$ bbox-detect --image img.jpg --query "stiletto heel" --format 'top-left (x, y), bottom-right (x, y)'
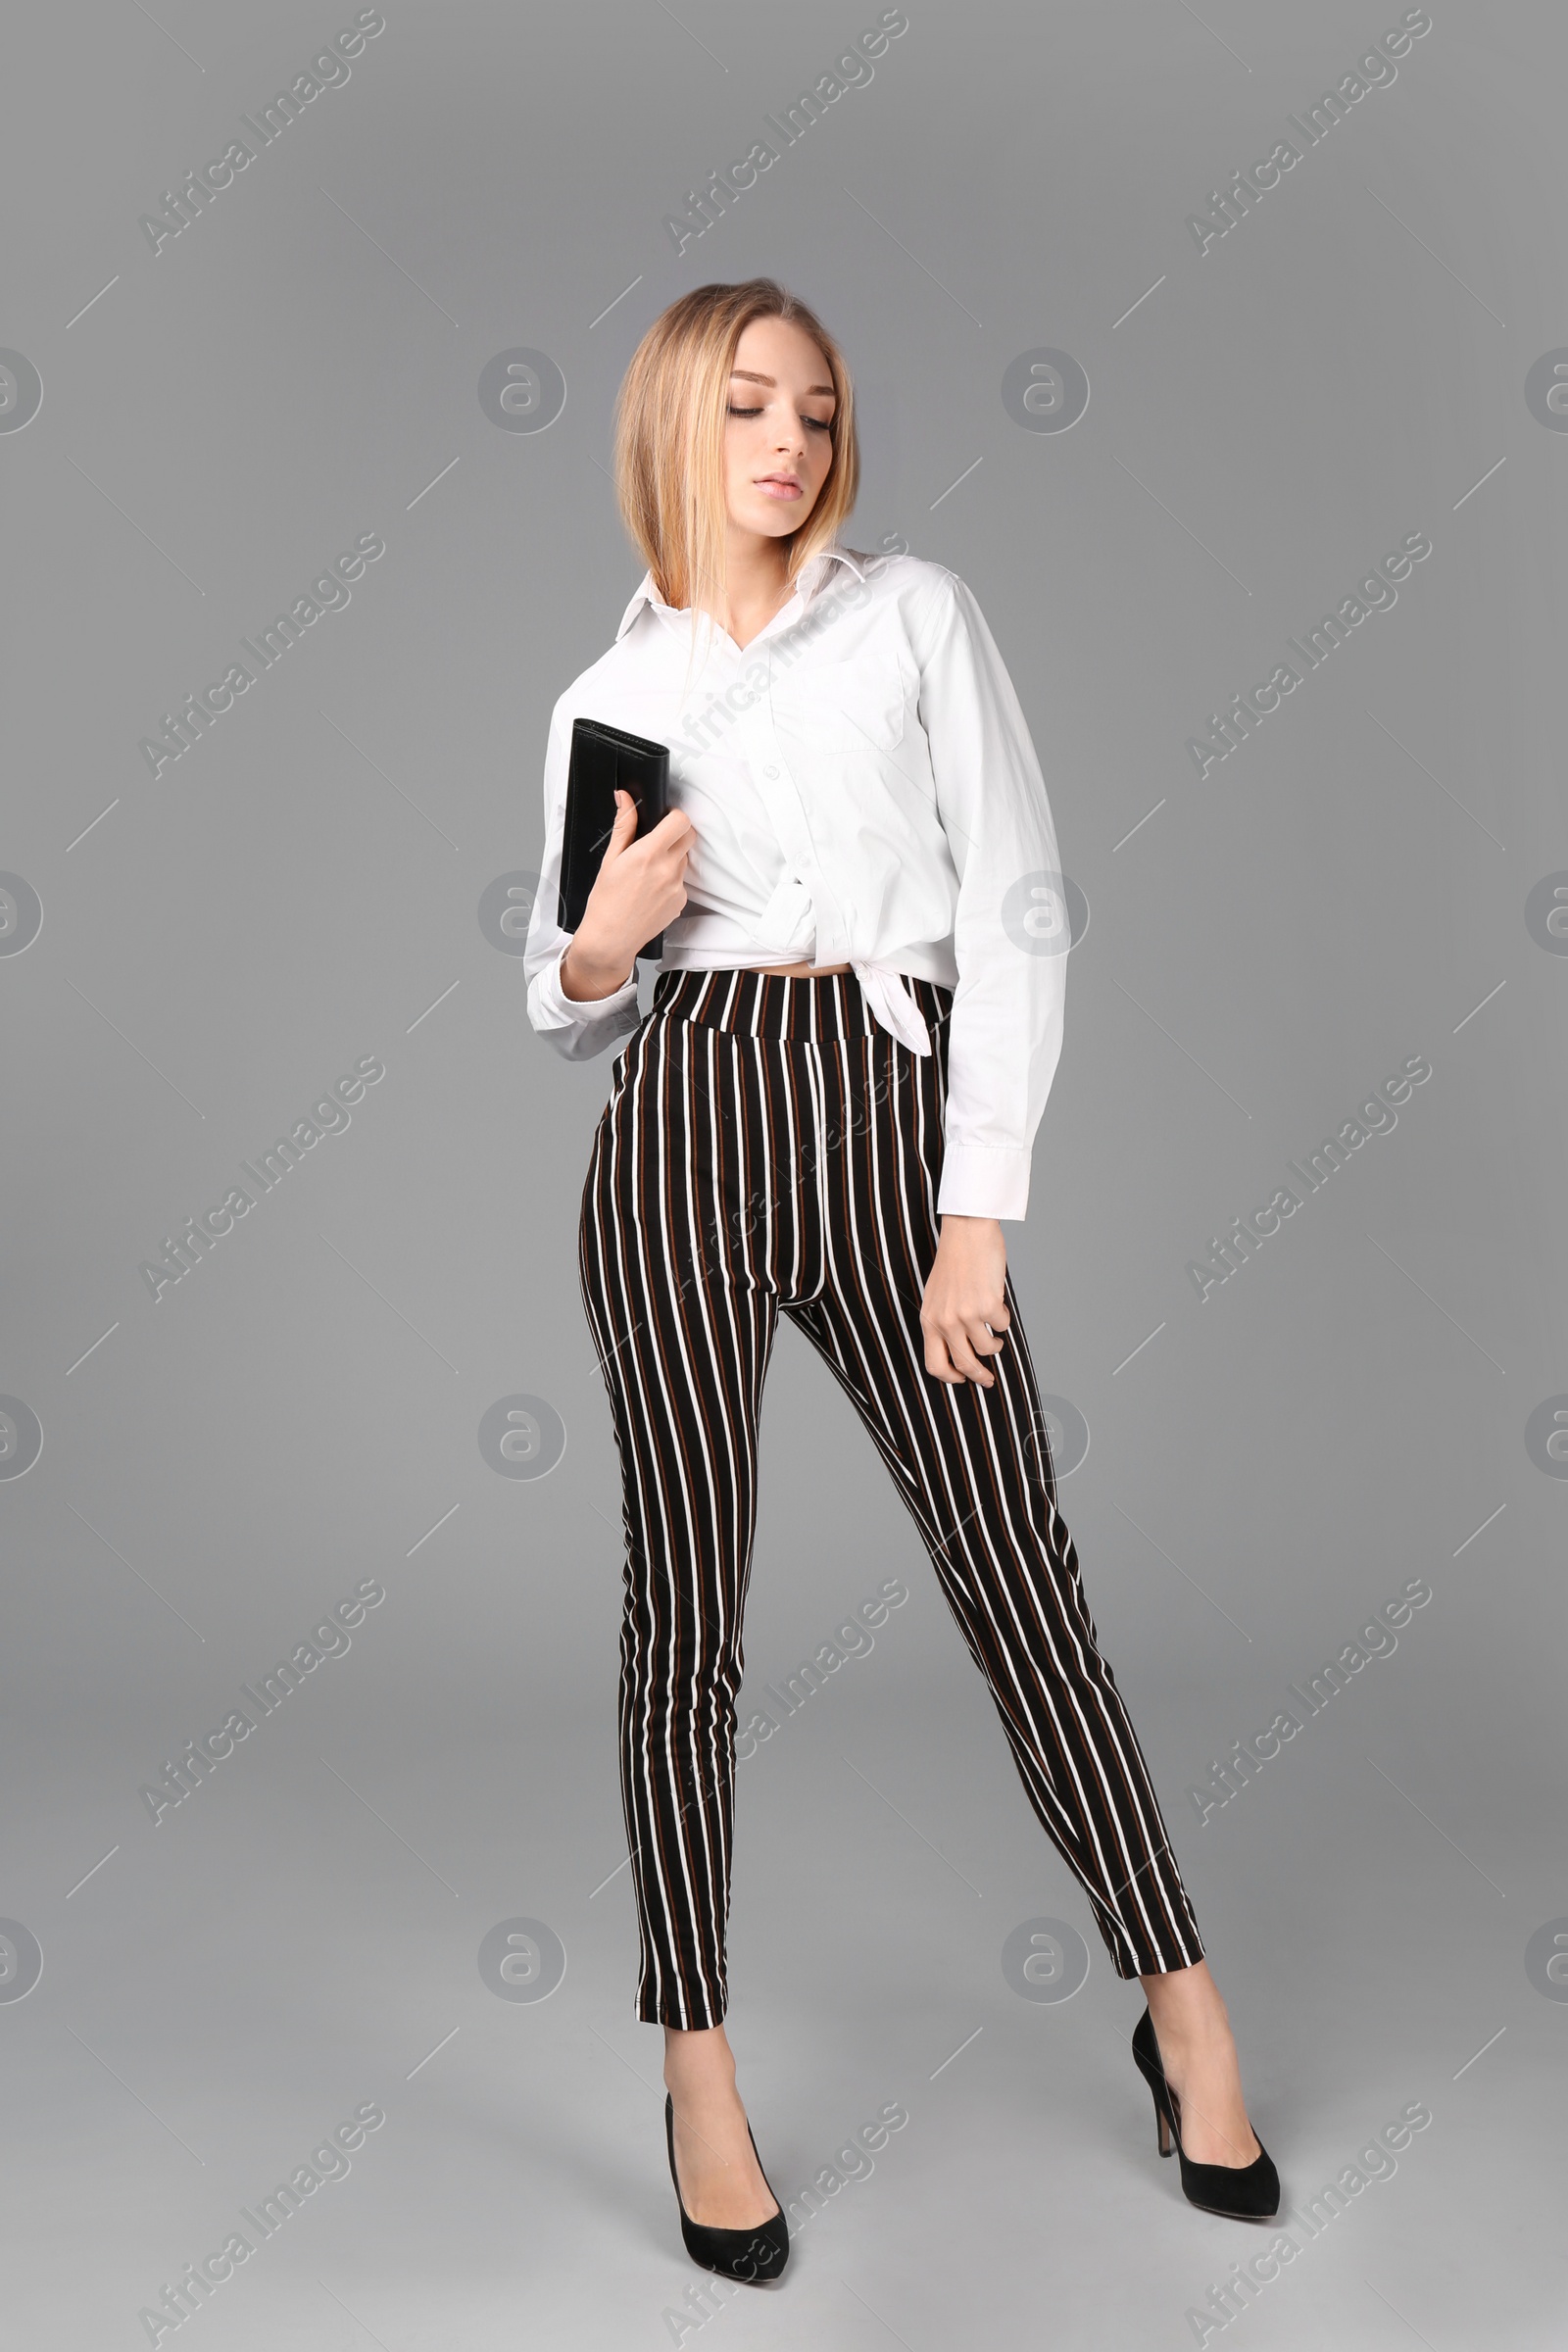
top-left (1131, 2008), bottom-right (1280, 2222)
top-left (664, 2093), bottom-right (791, 2282)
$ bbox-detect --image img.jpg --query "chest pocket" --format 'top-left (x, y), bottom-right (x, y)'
top-left (768, 655), bottom-right (910, 758)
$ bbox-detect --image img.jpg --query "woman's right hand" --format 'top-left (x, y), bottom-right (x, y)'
top-left (560, 790), bottom-right (694, 1002)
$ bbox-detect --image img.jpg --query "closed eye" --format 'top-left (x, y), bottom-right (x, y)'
top-left (728, 405), bottom-right (832, 432)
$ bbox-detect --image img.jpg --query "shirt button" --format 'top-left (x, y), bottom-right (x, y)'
top-left (762, 763), bottom-right (778, 777)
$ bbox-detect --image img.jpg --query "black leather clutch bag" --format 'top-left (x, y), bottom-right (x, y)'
top-left (557, 716), bottom-right (670, 962)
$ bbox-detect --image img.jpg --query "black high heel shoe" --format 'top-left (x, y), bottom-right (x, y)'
top-left (664, 2093), bottom-right (790, 2282)
top-left (1131, 2008), bottom-right (1280, 2222)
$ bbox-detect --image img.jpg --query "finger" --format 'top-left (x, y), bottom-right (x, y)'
top-left (604, 791), bottom-right (640, 855)
top-left (922, 1327), bottom-right (962, 1385)
top-left (941, 1324), bottom-right (997, 1387)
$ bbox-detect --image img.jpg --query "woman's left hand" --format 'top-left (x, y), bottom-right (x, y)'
top-left (920, 1215), bottom-right (1009, 1386)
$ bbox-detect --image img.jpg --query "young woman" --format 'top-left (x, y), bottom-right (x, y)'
top-left (524, 278), bottom-right (1279, 2283)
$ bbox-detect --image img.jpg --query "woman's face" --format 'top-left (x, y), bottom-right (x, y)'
top-left (721, 315), bottom-right (837, 542)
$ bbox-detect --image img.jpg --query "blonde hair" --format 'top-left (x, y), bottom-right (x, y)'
top-left (612, 278), bottom-right (859, 668)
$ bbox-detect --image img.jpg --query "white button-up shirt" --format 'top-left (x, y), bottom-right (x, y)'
top-left (523, 544), bottom-right (1067, 1220)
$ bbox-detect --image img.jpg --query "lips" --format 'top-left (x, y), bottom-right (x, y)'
top-left (755, 474), bottom-right (801, 496)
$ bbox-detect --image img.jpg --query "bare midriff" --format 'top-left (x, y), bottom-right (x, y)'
top-left (753, 961), bottom-right (853, 976)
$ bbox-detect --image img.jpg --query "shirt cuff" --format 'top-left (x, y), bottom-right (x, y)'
top-left (935, 1141), bottom-right (1032, 1223)
top-left (528, 943), bottom-right (642, 1061)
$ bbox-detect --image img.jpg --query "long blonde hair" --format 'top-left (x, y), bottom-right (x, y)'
top-left (612, 279), bottom-right (859, 669)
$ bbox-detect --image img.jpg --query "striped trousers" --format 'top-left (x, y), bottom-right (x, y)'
top-left (577, 966), bottom-right (1204, 2028)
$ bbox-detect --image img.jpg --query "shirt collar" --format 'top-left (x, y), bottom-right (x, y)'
top-left (614, 543), bottom-right (867, 642)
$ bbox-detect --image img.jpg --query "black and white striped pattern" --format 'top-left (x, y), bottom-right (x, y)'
top-left (577, 966), bottom-right (1204, 2027)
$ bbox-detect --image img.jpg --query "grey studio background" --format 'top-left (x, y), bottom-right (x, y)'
top-left (1, 2), bottom-right (1563, 2346)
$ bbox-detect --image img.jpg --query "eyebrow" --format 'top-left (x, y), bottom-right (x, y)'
top-left (730, 368), bottom-right (836, 398)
